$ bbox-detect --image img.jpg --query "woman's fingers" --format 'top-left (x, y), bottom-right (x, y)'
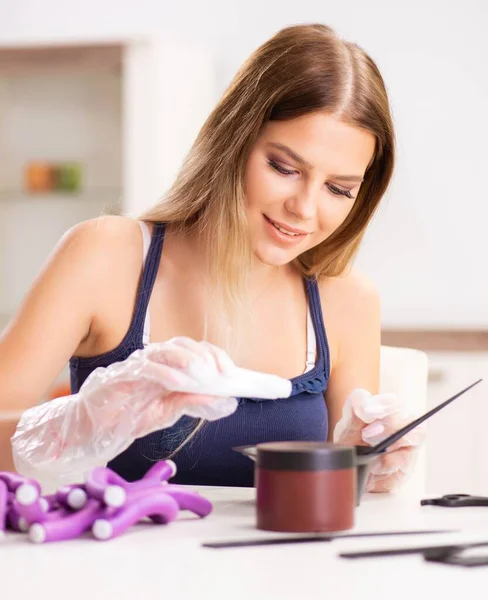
top-left (361, 421), bottom-right (386, 446)
top-left (333, 391), bottom-right (369, 444)
top-left (167, 337), bottom-right (213, 362)
top-left (361, 414), bottom-right (425, 448)
top-left (366, 470), bottom-right (407, 493)
top-left (366, 446), bottom-right (419, 493)
top-left (351, 391), bottom-right (398, 424)
top-left (370, 447), bottom-right (413, 476)
top-left (388, 424), bottom-right (426, 451)
top-left (145, 341), bottom-right (200, 369)
top-left (199, 341), bottom-right (236, 374)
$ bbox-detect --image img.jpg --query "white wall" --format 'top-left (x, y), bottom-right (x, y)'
top-left (122, 40), bottom-right (215, 216)
top-left (0, 0), bottom-right (487, 328)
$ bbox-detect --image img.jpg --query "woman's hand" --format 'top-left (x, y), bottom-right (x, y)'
top-left (79, 336), bottom-right (239, 439)
top-left (333, 388), bottom-right (425, 493)
top-left (11, 337), bottom-right (239, 489)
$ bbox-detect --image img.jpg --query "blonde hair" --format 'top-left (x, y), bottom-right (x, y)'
top-left (142, 23), bottom-right (394, 306)
top-left (140, 23), bottom-right (395, 453)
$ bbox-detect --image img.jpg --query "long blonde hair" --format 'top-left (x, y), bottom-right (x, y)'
top-left (141, 24), bottom-right (395, 454)
top-left (141, 23), bottom-right (394, 316)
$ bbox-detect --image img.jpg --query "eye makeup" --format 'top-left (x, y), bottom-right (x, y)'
top-left (266, 158), bottom-right (356, 199)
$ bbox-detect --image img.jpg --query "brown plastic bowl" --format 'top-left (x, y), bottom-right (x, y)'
top-left (233, 442), bottom-right (384, 505)
top-left (354, 446), bottom-right (385, 504)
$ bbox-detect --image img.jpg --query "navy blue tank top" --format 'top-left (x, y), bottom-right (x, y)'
top-left (69, 223), bottom-right (331, 486)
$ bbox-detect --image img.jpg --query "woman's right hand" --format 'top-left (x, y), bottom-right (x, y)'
top-left (11, 337), bottom-right (238, 489)
top-left (79, 336), bottom-right (239, 439)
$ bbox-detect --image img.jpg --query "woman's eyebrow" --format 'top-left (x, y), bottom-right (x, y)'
top-left (267, 142), bottom-right (364, 182)
top-left (329, 174), bottom-right (364, 183)
top-left (267, 142), bottom-right (315, 170)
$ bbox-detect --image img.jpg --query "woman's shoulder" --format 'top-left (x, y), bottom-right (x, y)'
top-left (318, 267), bottom-right (380, 310)
top-left (60, 214), bottom-right (150, 270)
top-left (59, 215), bottom-right (148, 298)
top-left (316, 268), bottom-right (381, 368)
top-left (66, 215), bottom-right (146, 255)
top-left (63, 216), bottom-right (152, 356)
top-left (317, 267), bottom-right (381, 338)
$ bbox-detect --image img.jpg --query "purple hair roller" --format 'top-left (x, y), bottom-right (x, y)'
top-left (56, 485), bottom-right (88, 510)
top-left (142, 460), bottom-right (177, 484)
top-left (107, 460), bottom-right (178, 494)
top-left (41, 507), bottom-right (72, 522)
top-left (85, 464), bottom-right (176, 505)
top-left (40, 494), bottom-right (61, 512)
top-left (162, 486), bottom-right (212, 517)
top-left (15, 482), bottom-right (42, 510)
top-left (121, 482), bottom-right (212, 518)
top-left (7, 504), bottom-right (29, 532)
top-left (11, 497), bottom-right (46, 526)
top-left (13, 477), bottom-right (44, 529)
top-left (0, 472), bottom-right (41, 497)
top-left (92, 492), bottom-right (179, 541)
top-left (84, 467), bottom-right (127, 508)
top-left (28, 499), bottom-right (107, 543)
top-left (106, 460), bottom-right (178, 495)
top-left (39, 497), bottom-right (50, 513)
top-left (0, 472), bottom-right (27, 492)
top-left (0, 480), bottom-right (8, 539)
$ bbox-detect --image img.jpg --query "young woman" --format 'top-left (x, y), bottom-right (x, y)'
top-left (0, 24), bottom-right (421, 492)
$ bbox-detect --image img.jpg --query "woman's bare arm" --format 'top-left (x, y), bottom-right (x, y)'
top-left (0, 216), bottom-right (141, 411)
top-left (320, 270), bottom-right (381, 442)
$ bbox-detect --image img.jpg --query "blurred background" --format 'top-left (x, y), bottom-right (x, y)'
top-left (0, 0), bottom-right (486, 493)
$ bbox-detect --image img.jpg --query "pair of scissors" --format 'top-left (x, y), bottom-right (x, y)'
top-left (421, 494), bottom-right (488, 507)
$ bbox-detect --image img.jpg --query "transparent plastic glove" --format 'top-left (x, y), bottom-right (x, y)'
top-left (333, 389), bottom-right (425, 493)
top-left (11, 337), bottom-right (246, 491)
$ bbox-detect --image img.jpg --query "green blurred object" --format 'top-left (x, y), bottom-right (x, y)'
top-left (54, 162), bottom-right (82, 192)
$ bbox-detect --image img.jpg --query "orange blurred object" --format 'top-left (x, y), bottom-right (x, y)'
top-left (48, 382), bottom-right (71, 400)
top-left (25, 162), bottom-right (53, 192)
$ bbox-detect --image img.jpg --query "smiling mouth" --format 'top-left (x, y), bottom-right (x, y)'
top-left (264, 215), bottom-right (308, 237)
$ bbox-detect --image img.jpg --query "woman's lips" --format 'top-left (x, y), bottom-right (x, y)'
top-left (264, 215), bottom-right (309, 235)
top-left (263, 215), bottom-right (309, 245)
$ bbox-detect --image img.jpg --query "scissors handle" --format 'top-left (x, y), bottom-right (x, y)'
top-left (421, 494), bottom-right (488, 507)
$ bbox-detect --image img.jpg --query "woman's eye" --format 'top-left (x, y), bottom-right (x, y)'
top-left (327, 183), bottom-right (355, 200)
top-left (267, 160), bottom-right (356, 200)
top-left (267, 159), bottom-right (296, 176)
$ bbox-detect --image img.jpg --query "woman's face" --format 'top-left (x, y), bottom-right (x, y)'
top-left (244, 111), bottom-right (376, 267)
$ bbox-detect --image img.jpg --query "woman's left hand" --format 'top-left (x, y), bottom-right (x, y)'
top-left (333, 389), bottom-right (426, 493)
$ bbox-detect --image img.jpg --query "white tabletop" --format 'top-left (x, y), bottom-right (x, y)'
top-left (3, 486), bottom-right (488, 600)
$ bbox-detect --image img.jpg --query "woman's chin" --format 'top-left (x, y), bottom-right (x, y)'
top-left (252, 244), bottom-right (298, 267)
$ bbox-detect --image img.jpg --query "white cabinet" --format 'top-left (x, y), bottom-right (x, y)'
top-left (0, 45), bottom-right (123, 317)
top-left (0, 40), bottom-right (215, 319)
top-left (424, 351), bottom-right (488, 495)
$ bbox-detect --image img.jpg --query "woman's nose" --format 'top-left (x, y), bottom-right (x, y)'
top-left (284, 185), bottom-right (318, 221)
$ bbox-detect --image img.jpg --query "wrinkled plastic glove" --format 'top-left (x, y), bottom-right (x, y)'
top-left (333, 389), bottom-right (425, 493)
top-left (11, 337), bottom-right (243, 491)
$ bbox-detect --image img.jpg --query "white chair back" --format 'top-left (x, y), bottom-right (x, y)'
top-left (379, 345), bottom-right (429, 495)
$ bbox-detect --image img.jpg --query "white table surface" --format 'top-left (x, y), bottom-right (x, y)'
top-left (3, 485), bottom-right (488, 600)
